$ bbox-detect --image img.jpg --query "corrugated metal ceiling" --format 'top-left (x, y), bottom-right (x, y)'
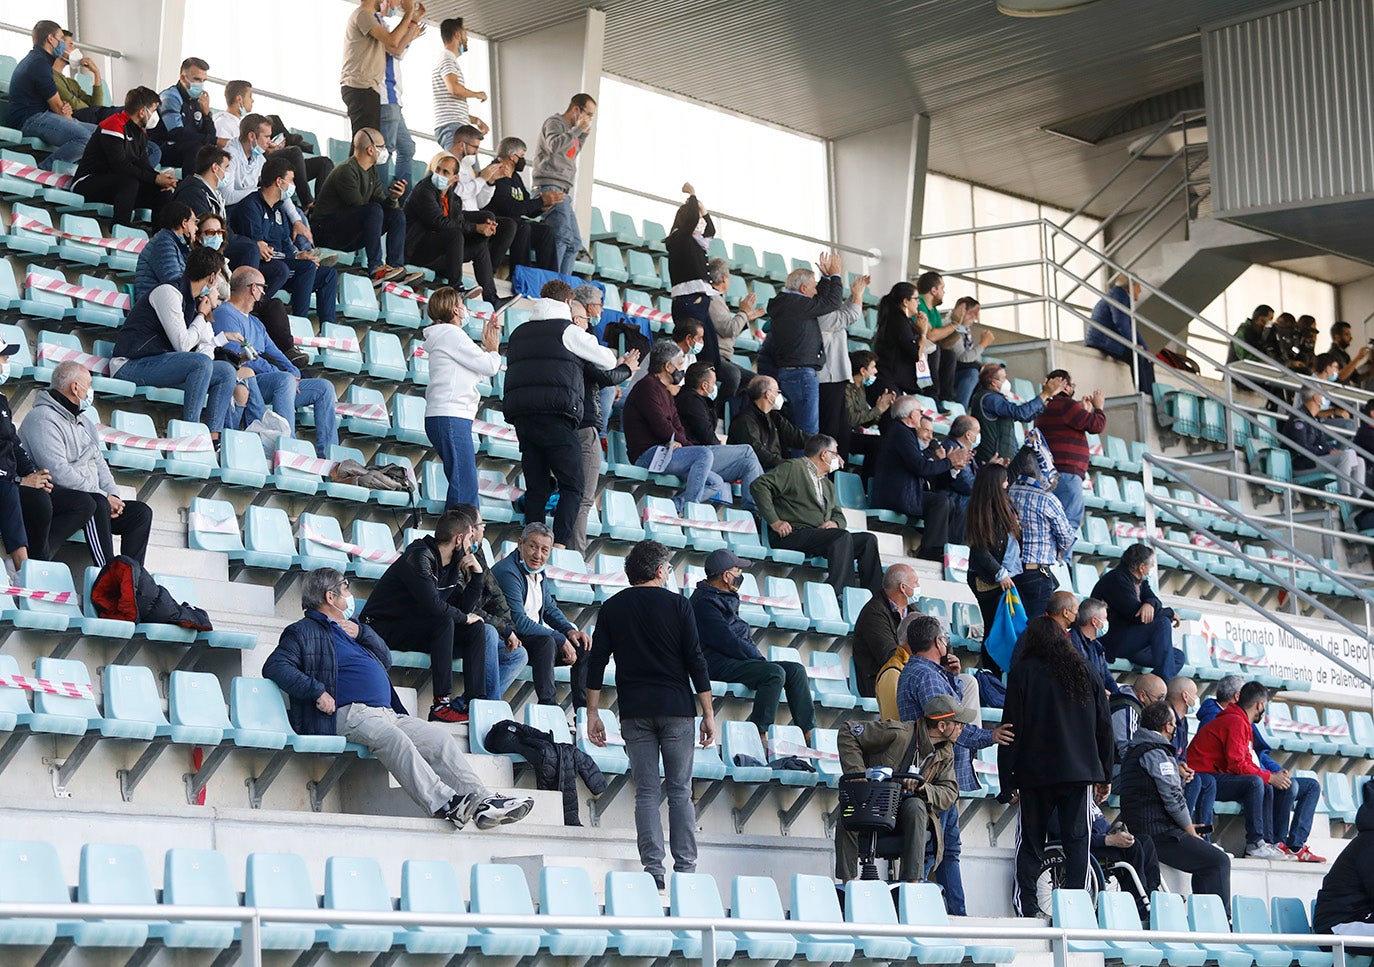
top-left (422, 0), bottom-right (1277, 214)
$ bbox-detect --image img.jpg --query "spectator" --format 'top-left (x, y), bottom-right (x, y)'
top-left (492, 522), bottom-right (593, 712)
top-left (1290, 314), bottom-right (1320, 374)
top-left (264, 566), bottom-right (532, 829)
top-left (623, 320), bottom-right (704, 399)
top-left (359, 507), bottom-right (496, 723)
top-left (1000, 615), bottom-right (1113, 918)
top-left (150, 56), bottom-right (217, 175)
top-left (1005, 447), bottom-right (1074, 621)
top-left (6, 20), bottom-right (95, 169)
top-left (690, 548), bottom-right (816, 742)
top-left (170, 144), bottom-right (230, 222)
top-left (870, 398), bottom-right (967, 560)
top-left (340, 0), bottom-right (421, 135)
top-left (134, 201), bottom-right (197, 303)
top-left (1034, 368), bottom-right (1106, 536)
top-left (666, 197), bottom-right (724, 366)
top-left (212, 78), bottom-right (253, 147)
top-left (111, 247), bottom-right (237, 438)
top-left (938, 414), bottom-right (980, 514)
top-left (818, 274), bottom-right (869, 447)
top-left (1311, 352), bottom-right (1354, 425)
top-left (312, 128), bottom-right (413, 287)
top-left (965, 463), bottom-right (1023, 666)
top-left (50, 32), bottom-right (112, 124)
top-left (705, 258), bottom-right (764, 412)
top-left (229, 156), bottom-right (340, 326)
top-left (586, 540), bottom-right (715, 890)
top-left (212, 267), bottom-right (339, 457)
top-left (1092, 543), bottom-right (1184, 680)
top-left (17, 361), bottom-right (153, 566)
top-left (875, 615), bottom-right (917, 723)
top-left (372, 0), bottom-right (423, 201)
top-left (970, 366), bottom-right (1066, 466)
top-left (751, 434), bottom-right (882, 596)
top-left (912, 272), bottom-right (963, 403)
top-left (898, 614), bottom-right (1012, 915)
top-left (1112, 672), bottom-right (1165, 761)
top-left (948, 297), bottom-right (995, 407)
top-left (484, 137), bottom-right (561, 272)
top-left (762, 254), bottom-right (845, 436)
top-left (1327, 320), bottom-right (1370, 385)
top-left (853, 563), bottom-right (921, 701)
top-left (727, 376), bottom-right (807, 471)
top-left (530, 93), bottom-right (597, 275)
top-left (1087, 780), bottom-right (1160, 917)
top-left (405, 151), bottom-right (501, 299)
top-left (442, 130), bottom-right (519, 294)
top-left (1165, 676), bottom-right (1216, 822)
top-left (0, 342), bottom-right (50, 574)
top-left (835, 694), bottom-right (966, 883)
top-left (676, 361), bottom-right (721, 448)
top-left (1283, 387), bottom-right (1364, 495)
top-left (504, 281), bottom-right (617, 546)
top-left (1228, 304), bottom-right (1277, 364)
top-left (841, 349), bottom-right (897, 471)
top-left (873, 281), bottom-right (928, 397)
top-left (1068, 598), bottom-right (1121, 695)
top-left (70, 86), bottom-right (173, 224)
top-left (1187, 680), bottom-right (1289, 859)
top-left (1194, 681), bottom-right (1325, 863)
top-left (215, 82), bottom-right (333, 206)
top-left (1086, 275), bottom-right (1154, 394)
top-left (1312, 781), bottom-right (1374, 944)
top-left (432, 17), bottom-right (488, 148)
top-left (421, 286), bottom-right (501, 508)
top-left (1118, 701), bottom-right (1231, 910)
top-left (220, 114), bottom-right (314, 255)
top-left (568, 292), bottom-right (636, 552)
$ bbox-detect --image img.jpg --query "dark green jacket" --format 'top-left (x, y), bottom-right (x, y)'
top-left (750, 457), bottom-right (846, 529)
top-left (313, 156), bottom-right (397, 219)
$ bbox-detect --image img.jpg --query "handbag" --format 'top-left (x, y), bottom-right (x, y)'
top-left (983, 586), bottom-right (1028, 674)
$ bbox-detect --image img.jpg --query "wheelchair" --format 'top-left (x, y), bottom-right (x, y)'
top-left (1035, 840), bottom-right (1151, 918)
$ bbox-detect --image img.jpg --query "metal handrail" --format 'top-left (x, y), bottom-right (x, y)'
top-left (0, 901), bottom-right (1358, 967)
top-left (0, 20), bottom-right (123, 58)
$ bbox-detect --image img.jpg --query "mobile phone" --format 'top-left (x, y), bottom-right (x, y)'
top-left (1193, 823), bottom-right (1213, 835)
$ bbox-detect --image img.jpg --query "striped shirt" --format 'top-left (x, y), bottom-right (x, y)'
top-left (432, 50), bottom-right (469, 129)
top-left (376, 13), bottom-right (405, 106)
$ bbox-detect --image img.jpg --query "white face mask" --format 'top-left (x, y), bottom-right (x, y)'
top-left (774, 392), bottom-right (787, 409)
top-left (339, 593), bottom-right (356, 619)
top-left (1097, 618), bottom-right (1109, 639)
top-left (694, 217), bottom-right (706, 235)
top-left (827, 456), bottom-right (841, 473)
top-left (0, 361), bottom-right (10, 385)
top-left (1000, 382), bottom-right (1015, 398)
top-left (78, 387), bottom-right (94, 412)
top-left (374, 145), bottom-right (391, 166)
top-left (145, 109), bottom-right (160, 130)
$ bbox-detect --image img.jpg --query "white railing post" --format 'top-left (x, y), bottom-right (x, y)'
top-left (701, 924), bottom-right (718, 967)
top-left (243, 910), bottom-right (262, 967)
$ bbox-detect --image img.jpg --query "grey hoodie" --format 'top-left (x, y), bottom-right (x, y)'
top-left (19, 390), bottom-right (117, 496)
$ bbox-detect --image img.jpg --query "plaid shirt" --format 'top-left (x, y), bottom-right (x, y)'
top-left (1009, 475), bottom-right (1076, 564)
top-left (895, 654), bottom-right (994, 792)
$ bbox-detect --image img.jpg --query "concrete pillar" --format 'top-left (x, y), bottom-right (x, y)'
top-left (74, 0), bottom-right (184, 94)
top-left (830, 113), bottom-right (929, 292)
top-left (494, 8), bottom-right (605, 252)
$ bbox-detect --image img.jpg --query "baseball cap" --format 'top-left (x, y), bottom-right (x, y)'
top-left (704, 548), bottom-right (749, 578)
top-left (0, 342), bottom-right (19, 357)
top-left (922, 693), bottom-right (977, 724)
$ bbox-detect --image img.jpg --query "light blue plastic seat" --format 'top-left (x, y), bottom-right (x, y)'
top-left (842, 586), bottom-right (873, 626)
top-left (1324, 772), bottom-right (1357, 823)
top-left (218, 428), bottom-right (272, 488)
top-left (339, 272), bottom-right (380, 321)
top-left (231, 677), bottom-right (346, 753)
top-left (1270, 897), bottom-right (1335, 967)
top-left (245, 852), bottom-right (321, 950)
top-left (17, 559), bottom-right (92, 634)
top-left (0, 838), bottom-right (68, 946)
top-left (33, 656), bottom-right (102, 734)
top-left (156, 848), bottom-right (238, 949)
top-left (1293, 704), bottom-right (1342, 756)
top-left (468, 699), bottom-right (517, 757)
top-left (1100, 892), bottom-right (1193, 965)
top-left (592, 241), bottom-right (630, 282)
top-left (812, 728), bottom-right (842, 787)
top-left (56, 213), bottom-right (108, 265)
top-left (669, 873), bottom-right (738, 959)
top-left (1233, 894), bottom-right (1328, 967)
top-left (187, 498), bottom-right (244, 560)
top-left (106, 225), bottom-right (148, 274)
top-left (9, 204), bottom-right (58, 255)
top-left (844, 880), bottom-right (918, 961)
top-left (380, 288), bottom-right (423, 329)
top-left (298, 512), bottom-right (351, 572)
top-left (75, 274), bottom-right (126, 328)
top-left (242, 506), bottom-right (296, 569)
top-left (723, 507), bottom-right (766, 559)
top-left (540, 866), bottom-right (609, 957)
top-left (764, 575), bottom-right (809, 630)
top-left (692, 716), bottom-right (727, 779)
top-left (155, 574), bottom-right (256, 650)
top-left (321, 856), bottom-right (397, 952)
top-left (74, 843), bottom-right (155, 948)
top-left (101, 663), bottom-right (172, 740)
top-left (626, 248), bottom-right (661, 289)
top-left (349, 520), bottom-right (398, 579)
top-left (1189, 893), bottom-right (1261, 967)
top-left (164, 419), bottom-right (217, 479)
top-left (0, 271), bottom-right (20, 312)
top-left (574, 706), bottom-right (631, 774)
top-left (167, 671), bottom-right (231, 745)
top-left (605, 871), bottom-right (673, 956)
top-left (362, 328), bottom-right (407, 382)
top-left (106, 410), bottom-right (162, 472)
top-left (1151, 891), bottom-right (1229, 966)
top-left (398, 859), bottom-right (469, 955)
top-left (602, 489), bottom-right (647, 541)
top-left (766, 723), bottom-right (820, 787)
top-left (901, 881), bottom-right (1009, 963)
top-left (470, 863), bottom-right (544, 956)
top-left (1054, 888), bottom-right (1162, 964)
top-left (810, 651), bottom-right (859, 710)
top-left (392, 391), bottom-right (429, 445)
top-left (728, 875), bottom-right (797, 961)
top-left (722, 719), bottom-right (774, 782)
top-left (791, 873), bottom-right (856, 963)
top-left (321, 322), bottom-right (364, 373)
top-left (641, 494), bottom-right (688, 547)
top-left (0, 653), bottom-right (33, 736)
top-left (803, 581), bottom-right (849, 635)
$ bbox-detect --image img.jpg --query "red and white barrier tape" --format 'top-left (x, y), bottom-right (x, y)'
top-left (804, 664), bottom-right (848, 681)
top-left (479, 479), bottom-right (525, 501)
top-left (293, 334), bottom-right (359, 352)
top-left (643, 509), bottom-right (754, 533)
top-left (1, 586), bottom-right (75, 604)
top-left (1266, 715), bottom-right (1348, 737)
top-left (300, 526), bottom-right (398, 564)
top-left (382, 282), bottom-right (427, 304)
top-left (335, 401), bottom-right (387, 422)
top-left (274, 450), bottom-right (335, 476)
top-left (770, 738), bottom-right (840, 761)
top-left (0, 158), bottom-right (73, 189)
top-left (739, 592), bottom-right (802, 610)
top-left (188, 510), bottom-right (239, 536)
top-left (24, 272), bottom-right (130, 311)
top-left (622, 301), bottom-right (672, 325)
top-left (1211, 643), bottom-right (1269, 667)
top-left (38, 342), bottom-right (110, 375)
top-left (474, 419), bottom-right (518, 441)
top-left (943, 553), bottom-right (969, 572)
top-left (543, 566), bottom-right (628, 587)
top-left (11, 213), bottom-right (147, 252)
top-left (99, 425), bottom-right (212, 452)
top-left (1114, 523), bottom-right (1162, 540)
top-left (0, 672), bottom-right (93, 700)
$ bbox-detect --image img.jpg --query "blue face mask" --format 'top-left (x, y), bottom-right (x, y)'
top-left (863, 374), bottom-right (877, 387)
top-left (431, 172), bottom-right (451, 193)
top-left (187, 81), bottom-right (204, 99)
top-left (707, 387), bottom-right (718, 400)
top-left (250, 143), bottom-right (265, 159)
top-left (202, 233), bottom-right (223, 251)
top-left (53, 39), bottom-right (67, 60)
top-left (281, 181), bottom-right (296, 199)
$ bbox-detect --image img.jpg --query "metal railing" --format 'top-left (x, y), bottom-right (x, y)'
top-left (0, 20), bottom-right (123, 57)
top-left (0, 901), bottom-right (1360, 967)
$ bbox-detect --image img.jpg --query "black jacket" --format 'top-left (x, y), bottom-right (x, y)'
top-left (483, 172), bottom-right (545, 220)
top-left (763, 275), bottom-right (844, 370)
top-left (170, 174), bottom-right (227, 221)
top-left (1313, 793), bottom-right (1374, 935)
top-left (676, 388), bottom-right (718, 447)
top-left (875, 314), bottom-right (923, 394)
top-left (0, 393), bottom-right (36, 483)
top-left (579, 359), bottom-right (631, 432)
top-left (73, 111), bottom-right (158, 190)
top-left (870, 421), bottom-right (953, 518)
top-left (1116, 731), bottom-right (1178, 837)
top-left (665, 215), bottom-right (715, 286)
top-left (999, 652), bottom-right (1114, 790)
top-left (151, 82), bottom-right (216, 151)
top-left (113, 277), bottom-right (197, 361)
top-left (968, 530), bottom-right (1012, 589)
top-left (358, 536), bottom-right (482, 631)
top-left (1280, 412), bottom-right (1339, 471)
top-left (1092, 566), bottom-right (1173, 650)
top-left (688, 580), bottom-right (763, 674)
top-left (404, 176), bottom-right (487, 264)
top-left (726, 403), bottom-right (806, 470)
top-left (504, 317), bottom-right (584, 426)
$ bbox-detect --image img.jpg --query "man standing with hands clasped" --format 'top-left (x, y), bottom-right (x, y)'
top-left (586, 539), bottom-right (715, 892)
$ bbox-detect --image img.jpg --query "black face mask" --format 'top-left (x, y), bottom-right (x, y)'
top-left (669, 367), bottom-right (685, 386)
top-left (513, 157), bottom-right (526, 173)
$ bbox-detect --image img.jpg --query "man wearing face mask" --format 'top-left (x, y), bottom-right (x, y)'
top-left (727, 375), bottom-right (807, 471)
top-left (72, 86), bottom-right (177, 225)
top-left (530, 93), bottom-right (597, 275)
top-left (483, 136), bottom-right (562, 272)
top-left (871, 399), bottom-right (967, 560)
top-left (50, 31), bottom-right (116, 124)
top-left (932, 414), bottom-right (981, 517)
top-left (842, 350), bottom-right (897, 472)
top-left (445, 127), bottom-right (517, 281)
top-left (7, 20), bottom-right (96, 170)
top-left (313, 127), bottom-right (416, 286)
top-left (1067, 599), bottom-right (1121, 696)
top-left (222, 115), bottom-right (314, 251)
top-left (171, 145), bottom-right (231, 224)
top-left (150, 57), bottom-right (217, 177)
top-left (624, 320), bottom-right (704, 397)
top-left (134, 202), bottom-right (198, 304)
top-left (970, 365), bottom-right (1066, 466)
top-left (1165, 676), bottom-right (1215, 821)
top-left (19, 362), bottom-right (153, 567)
top-left (676, 362), bottom-right (722, 448)
top-left (752, 433), bottom-right (883, 595)
top-left (433, 18), bottom-right (489, 148)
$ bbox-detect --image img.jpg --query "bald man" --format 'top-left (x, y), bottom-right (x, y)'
top-left (853, 563), bottom-right (921, 700)
top-left (1011, 590), bottom-right (1079, 669)
top-left (310, 126), bottom-right (412, 285)
top-left (1111, 673), bottom-right (1165, 761)
top-left (1166, 676), bottom-right (1214, 821)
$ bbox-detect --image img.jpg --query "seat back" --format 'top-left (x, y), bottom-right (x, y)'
top-left (79, 843), bottom-right (156, 904)
top-left (0, 653), bottom-right (32, 718)
top-left (324, 856), bottom-right (392, 912)
top-left (897, 882), bottom-right (950, 926)
top-left (169, 671), bottom-right (232, 731)
top-left (103, 664), bottom-right (169, 727)
top-left (246, 852), bottom-right (318, 910)
top-left (164, 849), bottom-right (237, 907)
top-left (792, 873), bottom-right (844, 924)
top-left (845, 880), bottom-right (899, 926)
top-left (1187, 893), bottom-right (1232, 934)
top-left (0, 838), bottom-right (69, 904)
top-left (188, 497), bottom-right (245, 553)
top-left (525, 703), bottom-right (573, 744)
top-left (244, 505), bottom-right (295, 557)
top-left (19, 559), bottom-right (83, 620)
top-left (468, 699), bottom-right (516, 755)
top-left (540, 865), bottom-right (600, 916)
top-left (1051, 889), bottom-right (1097, 929)
top-left (231, 677), bottom-right (293, 735)
top-left (470, 863), bottom-right (534, 916)
top-left (605, 871), bottom-right (667, 919)
top-left (34, 656), bottom-right (99, 721)
top-left (401, 859), bottom-right (465, 914)
top-left (1231, 895), bottom-right (1274, 936)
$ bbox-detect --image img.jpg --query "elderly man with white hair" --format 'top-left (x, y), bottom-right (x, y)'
top-left (19, 361), bottom-right (154, 565)
top-left (759, 253), bottom-right (845, 437)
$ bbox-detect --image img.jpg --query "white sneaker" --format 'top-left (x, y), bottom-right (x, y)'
top-left (1245, 842), bottom-right (1282, 859)
top-left (473, 795), bottom-right (534, 829)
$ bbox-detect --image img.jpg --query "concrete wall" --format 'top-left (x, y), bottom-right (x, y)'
top-left (831, 116), bottom-right (926, 292)
top-left (74, 0), bottom-right (182, 95)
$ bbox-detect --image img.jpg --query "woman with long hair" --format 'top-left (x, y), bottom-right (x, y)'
top-left (873, 281), bottom-right (928, 395)
top-left (965, 463), bottom-right (1022, 668)
top-left (1000, 614), bottom-right (1114, 919)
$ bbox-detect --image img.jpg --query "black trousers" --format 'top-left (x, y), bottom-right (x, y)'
top-left (73, 172), bottom-right (167, 225)
top-left (772, 526), bottom-right (881, 595)
top-left (1151, 828), bottom-right (1231, 910)
top-left (511, 417), bottom-right (583, 546)
top-left (818, 380), bottom-right (849, 448)
top-left (1094, 834), bottom-right (1161, 916)
top-left (267, 145), bottom-right (332, 207)
top-left (915, 492), bottom-right (959, 561)
top-left (364, 613), bottom-right (489, 703)
top-left (1014, 782), bottom-right (1092, 918)
top-left (340, 86), bottom-right (381, 134)
top-left (20, 486), bottom-right (152, 566)
top-left (936, 343), bottom-right (959, 402)
top-left (507, 218), bottom-right (558, 271)
top-left (409, 217), bottom-right (516, 301)
top-left (523, 632), bottom-right (589, 708)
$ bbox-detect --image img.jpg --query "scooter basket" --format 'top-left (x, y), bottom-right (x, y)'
top-left (838, 778), bottom-right (903, 833)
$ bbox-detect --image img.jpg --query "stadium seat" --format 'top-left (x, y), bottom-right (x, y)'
top-left (790, 874), bottom-right (856, 963)
top-left (803, 582), bottom-right (850, 635)
top-left (74, 843), bottom-right (155, 948)
top-left (296, 512), bottom-right (351, 572)
top-left (809, 651), bottom-right (859, 710)
top-left (399, 859), bottom-right (470, 955)
top-left (339, 272), bottom-right (380, 321)
top-left (470, 864), bottom-right (544, 956)
top-left (230, 677), bottom-right (346, 754)
top-left (157, 848), bottom-right (238, 950)
top-left (900, 882), bottom-right (1012, 964)
top-left (364, 328), bottom-right (407, 382)
top-left (670, 873), bottom-right (739, 959)
top-left (381, 287), bottom-right (424, 329)
top-left (321, 856), bottom-right (397, 952)
top-left (1190, 893), bottom-right (1273, 966)
top-left (241, 506), bottom-right (297, 569)
top-left (627, 249), bottom-right (661, 289)
top-left (813, 728), bottom-right (842, 788)
top-left (731, 876), bottom-right (799, 961)
top-left (692, 716), bottom-right (726, 780)
top-left (592, 242), bottom-right (630, 282)
top-left (576, 707), bottom-right (631, 774)
top-left (164, 419), bottom-right (217, 479)
top-left (608, 210), bottom-right (644, 247)
top-left (1150, 891), bottom-right (1230, 967)
top-left (1324, 772), bottom-right (1358, 824)
top-left (1270, 896), bottom-right (1335, 967)
top-left (604, 871), bottom-right (674, 957)
top-left (0, 839), bottom-right (67, 946)
top-left (539, 866), bottom-right (609, 956)
top-left (16, 563), bottom-right (85, 634)
top-left (1054, 888), bottom-right (1162, 964)
top-left (244, 852), bottom-right (322, 950)
top-left (468, 699), bottom-right (516, 757)
top-left (1233, 894), bottom-right (1331, 967)
top-left (722, 720), bottom-right (774, 783)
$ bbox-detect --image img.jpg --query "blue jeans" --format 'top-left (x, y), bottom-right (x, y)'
top-left (377, 103), bottom-right (417, 204)
top-left (434, 122), bottom-right (461, 153)
top-left (707, 444), bottom-right (764, 510)
top-left (484, 626), bottom-right (529, 700)
top-left (240, 371), bottom-right (338, 457)
top-left (932, 804), bottom-right (966, 915)
top-left (1053, 472), bottom-right (1086, 543)
top-left (1208, 773), bottom-right (1266, 846)
top-left (1185, 771), bottom-right (1216, 827)
top-left (117, 353), bottom-right (236, 432)
top-left (533, 188), bottom-right (581, 275)
top-left (623, 716), bottom-right (698, 877)
top-left (954, 366), bottom-right (980, 409)
top-left (313, 203), bottom-right (405, 272)
top-left (23, 112), bottom-right (95, 168)
top-left (598, 384), bottom-right (617, 437)
top-left (425, 415), bottom-right (477, 509)
top-left (281, 259), bottom-right (339, 324)
top-left (635, 445), bottom-right (718, 511)
top-left (1271, 776), bottom-right (1319, 848)
top-left (776, 366), bottom-right (820, 437)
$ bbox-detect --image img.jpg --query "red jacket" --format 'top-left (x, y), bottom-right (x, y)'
top-left (1034, 392), bottom-right (1106, 478)
top-left (1186, 702), bottom-right (1270, 781)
